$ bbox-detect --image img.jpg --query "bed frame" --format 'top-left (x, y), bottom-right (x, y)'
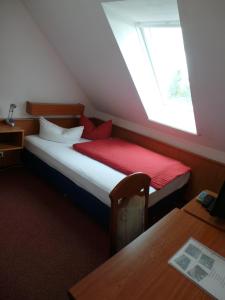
top-left (22, 149), bottom-right (183, 228)
top-left (22, 101), bottom-right (187, 227)
top-left (22, 149), bottom-right (110, 227)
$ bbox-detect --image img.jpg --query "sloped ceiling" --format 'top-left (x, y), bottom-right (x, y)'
top-left (21, 0), bottom-right (225, 159)
top-left (0, 0), bottom-right (93, 118)
top-left (22, 0), bottom-right (147, 124)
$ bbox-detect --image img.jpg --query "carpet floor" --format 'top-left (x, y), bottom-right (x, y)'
top-left (0, 167), bottom-right (109, 300)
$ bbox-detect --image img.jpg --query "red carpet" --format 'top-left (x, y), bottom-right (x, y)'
top-left (0, 167), bottom-right (109, 300)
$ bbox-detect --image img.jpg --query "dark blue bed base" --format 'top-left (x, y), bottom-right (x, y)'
top-left (22, 149), bottom-right (110, 227)
top-left (22, 149), bottom-right (186, 228)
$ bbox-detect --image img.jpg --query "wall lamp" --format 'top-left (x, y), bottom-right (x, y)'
top-left (5, 104), bottom-right (17, 127)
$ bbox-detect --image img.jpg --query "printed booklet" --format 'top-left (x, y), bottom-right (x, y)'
top-left (169, 238), bottom-right (225, 299)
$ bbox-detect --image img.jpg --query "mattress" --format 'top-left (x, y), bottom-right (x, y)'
top-left (24, 135), bottom-right (190, 207)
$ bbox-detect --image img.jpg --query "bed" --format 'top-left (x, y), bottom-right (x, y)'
top-left (23, 135), bottom-right (189, 223)
top-left (23, 102), bottom-right (190, 226)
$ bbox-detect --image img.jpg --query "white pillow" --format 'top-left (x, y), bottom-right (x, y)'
top-left (39, 117), bottom-right (84, 143)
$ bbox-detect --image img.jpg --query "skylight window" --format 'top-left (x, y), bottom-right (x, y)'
top-left (102, 0), bottom-right (197, 134)
top-left (138, 23), bottom-right (197, 134)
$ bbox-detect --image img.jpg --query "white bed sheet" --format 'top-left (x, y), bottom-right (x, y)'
top-left (24, 135), bottom-right (190, 207)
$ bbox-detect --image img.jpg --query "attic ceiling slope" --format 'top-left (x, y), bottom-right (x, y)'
top-left (0, 0), bottom-right (93, 118)
top-left (22, 0), bottom-right (147, 124)
top-left (22, 0), bottom-right (225, 155)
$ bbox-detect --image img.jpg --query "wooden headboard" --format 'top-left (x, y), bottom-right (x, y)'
top-left (26, 101), bottom-right (84, 116)
top-left (6, 102), bottom-right (85, 136)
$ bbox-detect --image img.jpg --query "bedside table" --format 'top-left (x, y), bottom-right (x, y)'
top-left (0, 125), bottom-right (24, 168)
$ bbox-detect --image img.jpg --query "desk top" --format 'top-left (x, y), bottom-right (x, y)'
top-left (69, 209), bottom-right (225, 300)
top-left (183, 190), bottom-right (225, 232)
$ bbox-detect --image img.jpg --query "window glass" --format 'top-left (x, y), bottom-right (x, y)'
top-left (142, 26), bottom-right (191, 106)
top-left (138, 24), bottom-right (197, 133)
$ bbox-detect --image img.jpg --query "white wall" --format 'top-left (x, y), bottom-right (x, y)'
top-left (22, 0), bottom-right (146, 123)
top-left (102, 6), bottom-right (152, 120)
top-left (0, 0), bottom-right (91, 118)
top-left (178, 0), bottom-right (225, 152)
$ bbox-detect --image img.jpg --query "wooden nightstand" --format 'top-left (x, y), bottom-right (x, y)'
top-left (0, 125), bottom-right (24, 168)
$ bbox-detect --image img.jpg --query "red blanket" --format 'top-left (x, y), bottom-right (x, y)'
top-left (73, 138), bottom-right (190, 190)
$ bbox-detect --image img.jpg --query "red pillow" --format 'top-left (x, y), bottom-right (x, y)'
top-left (80, 115), bottom-right (112, 140)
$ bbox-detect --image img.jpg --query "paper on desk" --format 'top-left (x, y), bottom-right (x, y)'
top-left (169, 238), bottom-right (225, 300)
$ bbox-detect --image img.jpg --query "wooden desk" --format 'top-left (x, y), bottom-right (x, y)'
top-left (69, 209), bottom-right (225, 300)
top-left (183, 191), bottom-right (225, 232)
